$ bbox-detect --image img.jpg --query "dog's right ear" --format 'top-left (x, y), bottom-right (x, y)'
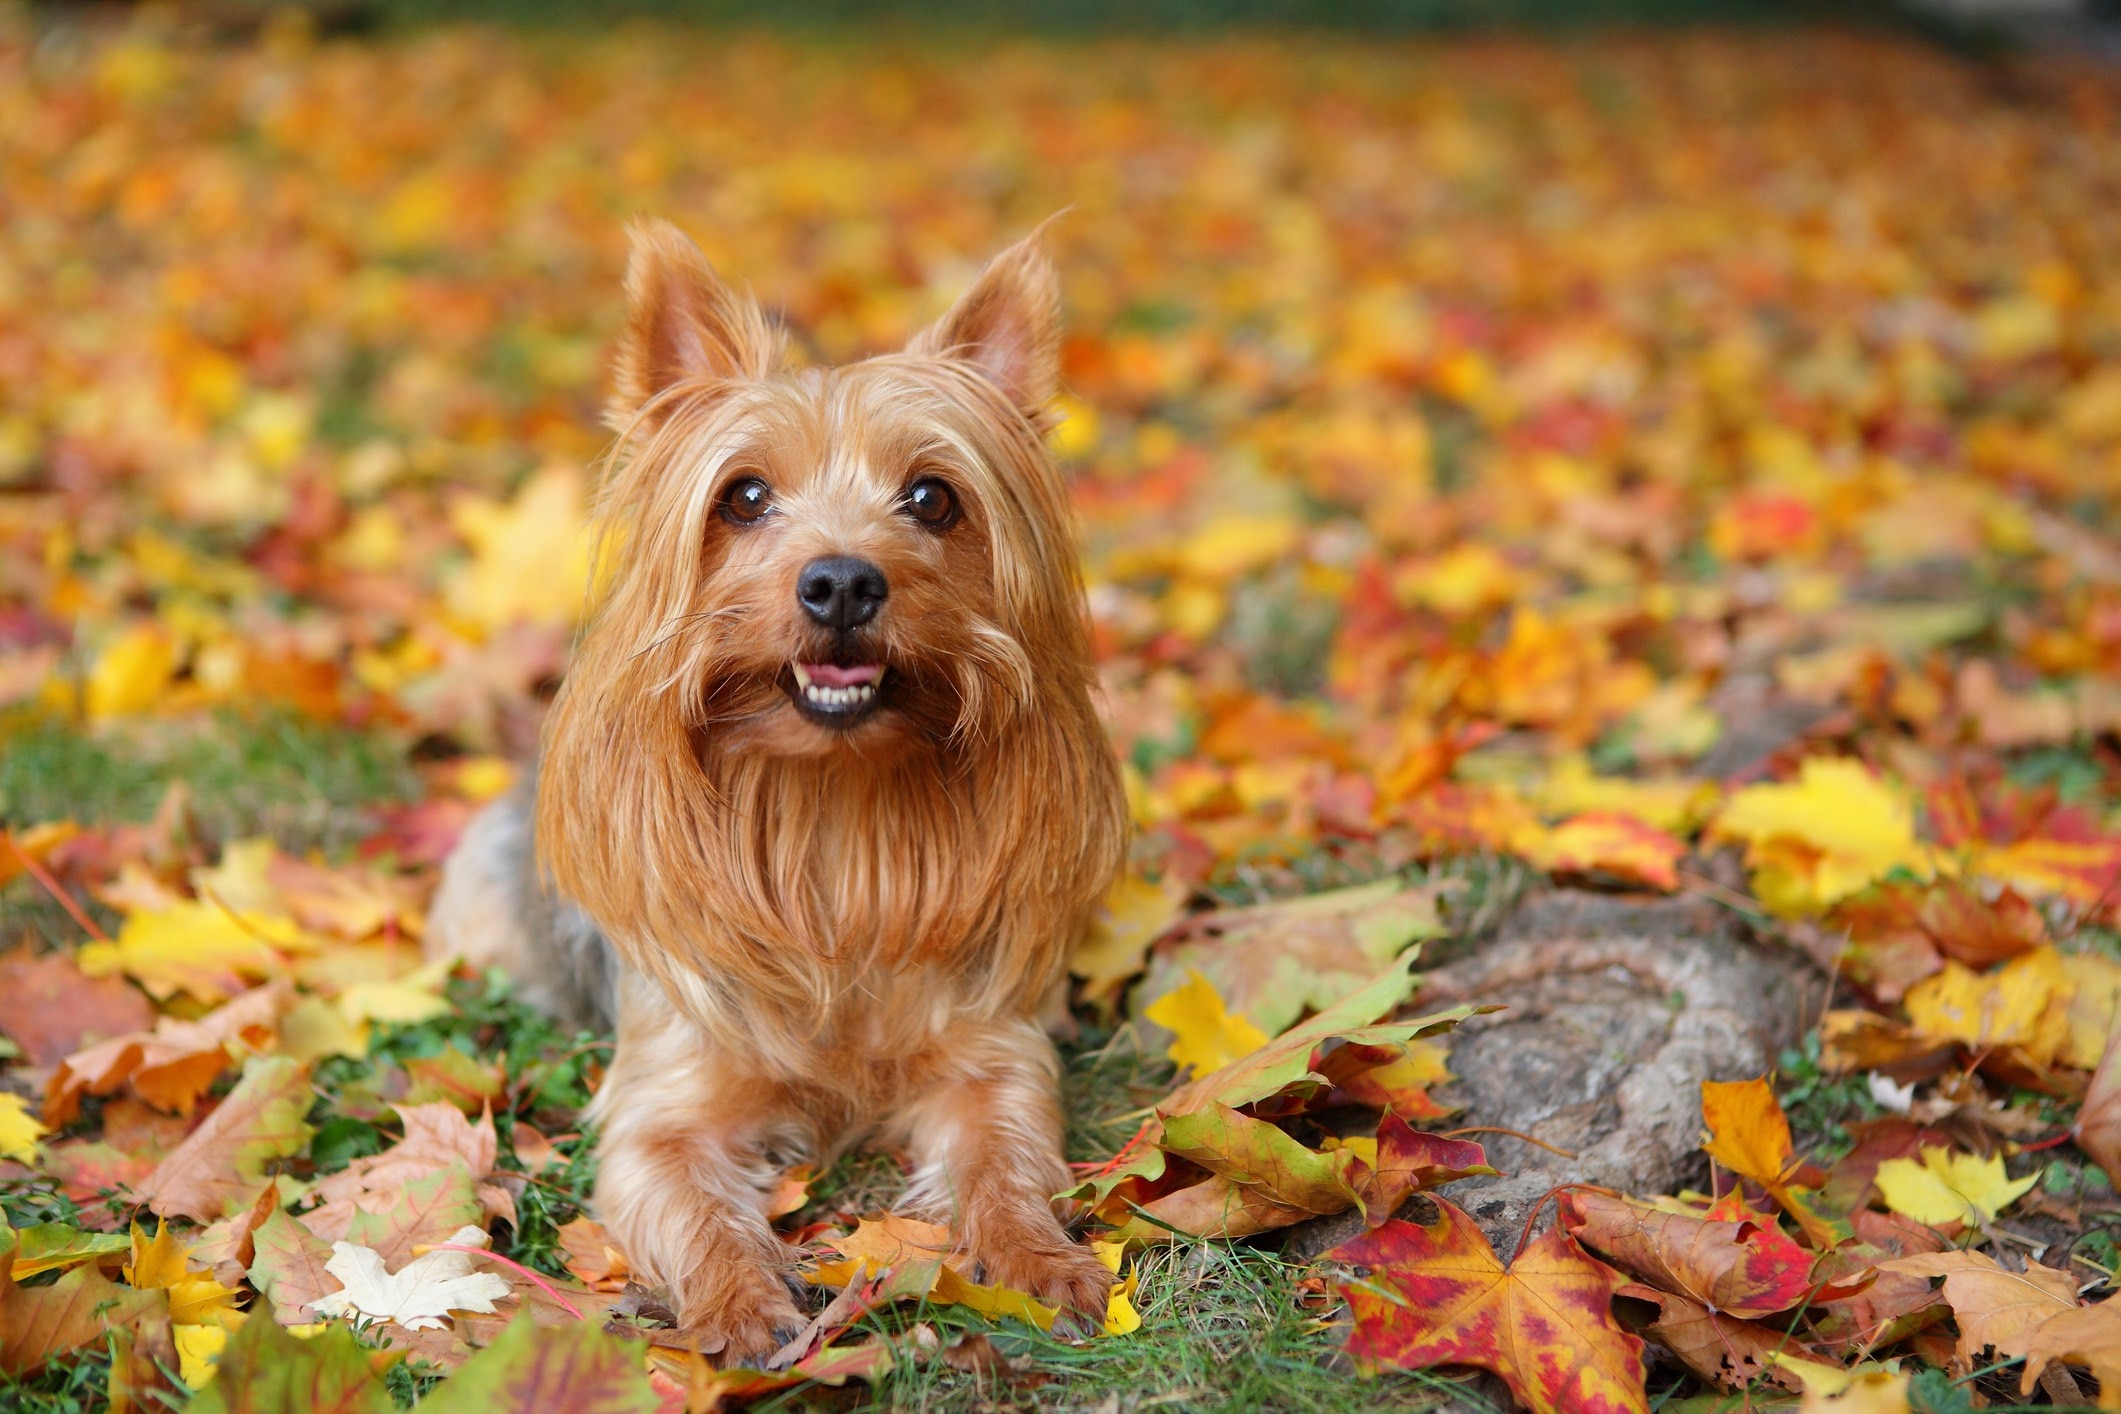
top-left (609, 219), bottom-right (779, 428)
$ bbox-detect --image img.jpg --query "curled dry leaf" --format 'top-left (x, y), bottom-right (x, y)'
top-left (1561, 1190), bottom-right (1813, 1320)
top-left (45, 980), bottom-right (287, 1126)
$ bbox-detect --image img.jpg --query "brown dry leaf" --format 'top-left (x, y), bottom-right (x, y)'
top-left (1617, 1282), bottom-right (1805, 1393)
top-left (306, 1102), bottom-right (500, 1234)
top-left (2019, 1301), bottom-right (2121, 1410)
top-left (556, 1216), bottom-right (630, 1291)
top-left (0, 944), bottom-right (155, 1068)
top-left (1879, 1249), bottom-right (2081, 1367)
top-left (0, 1240), bottom-right (165, 1377)
top-left (247, 1207), bottom-right (341, 1325)
top-left (136, 1055), bottom-right (314, 1222)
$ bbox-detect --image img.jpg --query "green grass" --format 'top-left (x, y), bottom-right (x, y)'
top-left (0, 709), bottom-right (419, 847)
top-left (815, 1241), bottom-right (1484, 1414)
top-left (0, 709), bottom-right (421, 946)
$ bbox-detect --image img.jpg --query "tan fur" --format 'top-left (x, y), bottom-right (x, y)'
top-left (532, 219), bottom-right (1127, 1357)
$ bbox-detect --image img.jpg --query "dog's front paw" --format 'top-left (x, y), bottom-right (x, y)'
top-left (972, 1236), bottom-right (1114, 1334)
top-left (673, 1254), bottom-right (806, 1366)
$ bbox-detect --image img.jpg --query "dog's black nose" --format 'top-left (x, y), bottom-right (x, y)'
top-left (796, 556), bottom-right (888, 630)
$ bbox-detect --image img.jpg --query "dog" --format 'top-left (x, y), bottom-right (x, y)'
top-left (427, 218), bottom-right (1129, 1359)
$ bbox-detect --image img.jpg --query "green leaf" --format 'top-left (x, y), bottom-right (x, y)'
top-left (1160, 1103), bottom-right (1364, 1214)
top-left (186, 1305), bottom-right (394, 1414)
top-left (419, 1312), bottom-right (657, 1414)
top-left (9, 1221), bottom-right (130, 1278)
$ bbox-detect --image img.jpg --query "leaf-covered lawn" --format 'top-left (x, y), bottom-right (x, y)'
top-left (5, 11), bottom-right (2121, 1412)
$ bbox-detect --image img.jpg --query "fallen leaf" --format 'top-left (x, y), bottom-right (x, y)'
top-left (138, 1055), bottom-right (314, 1221)
top-left (0, 944), bottom-right (156, 1067)
top-left (1871, 1147), bottom-right (2036, 1229)
top-left (0, 1233), bottom-right (165, 1376)
top-left (1356, 1113), bottom-right (1496, 1225)
top-left (308, 1224), bottom-right (511, 1331)
top-left (0, 1093), bottom-right (46, 1163)
top-left (10, 1222), bottom-right (130, 1278)
top-left (1135, 879), bottom-right (1442, 1035)
top-left (45, 980), bottom-right (286, 1125)
top-left (2078, 1010), bottom-right (2121, 1185)
top-left (248, 1208), bottom-right (341, 1325)
top-left (1332, 1197), bottom-right (1648, 1414)
top-left (183, 1300), bottom-right (395, 1413)
top-left (1709, 758), bottom-right (1929, 916)
top-left (1141, 967), bottom-right (1270, 1076)
top-left (1699, 1077), bottom-right (1841, 1247)
top-left (1617, 1282), bottom-right (1805, 1392)
top-left (1523, 812), bottom-right (1687, 892)
top-left (1159, 1102), bottom-right (1364, 1215)
top-left (557, 1216), bottom-right (630, 1291)
top-left (2019, 1301), bottom-right (2121, 1410)
top-left (1562, 1190), bottom-right (1814, 1320)
top-left (1879, 1249), bottom-right (2079, 1366)
top-left (1072, 871), bottom-right (1189, 1005)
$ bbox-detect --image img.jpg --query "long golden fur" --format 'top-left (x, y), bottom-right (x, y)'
top-left (432, 218), bottom-right (1127, 1359)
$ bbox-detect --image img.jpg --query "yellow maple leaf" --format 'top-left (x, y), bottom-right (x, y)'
top-left (280, 994), bottom-right (371, 1063)
top-left (80, 900), bottom-right (295, 1004)
top-left (1903, 947), bottom-right (2070, 1071)
top-left (1873, 1147), bottom-right (2036, 1228)
top-left (1094, 1239), bottom-right (1142, 1337)
top-left (336, 956), bottom-right (454, 1028)
top-left (445, 463), bottom-right (595, 633)
top-left (1072, 873), bottom-right (1189, 1004)
top-left (190, 838), bottom-right (285, 916)
top-left (1174, 514), bottom-right (1300, 581)
top-left (1532, 754), bottom-right (1719, 834)
top-left (2062, 951), bottom-right (2121, 1070)
top-left (1771, 1355), bottom-right (1912, 1414)
top-left (1710, 757), bottom-right (1931, 915)
top-left (175, 1322), bottom-right (229, 1387)
top-left (85, 624), bottom-right (178, 721)
top-left (125, 1221), bottom-right (191, 1289)
top-left (1142, 968), bottom-right (1270, 1076)
top-left (0, 1093), bottom-right (46, 1162)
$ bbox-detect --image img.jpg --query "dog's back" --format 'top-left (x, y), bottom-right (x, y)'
top-left (426, 775), bottom-right (616, 1033)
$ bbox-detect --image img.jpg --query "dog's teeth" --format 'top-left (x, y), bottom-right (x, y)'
top-left (798, 673), bottom-right (879, 713)
top-left (793, 664), bottom-right (813, 689)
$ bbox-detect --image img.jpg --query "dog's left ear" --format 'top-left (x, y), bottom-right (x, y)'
top-left (910, 228), bottom-right (1061, 421)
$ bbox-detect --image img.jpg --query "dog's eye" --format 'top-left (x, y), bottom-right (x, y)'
top-left (902, 477), bottom-right (958, 531)
top-left (720, 477), bottom-right (772, 526)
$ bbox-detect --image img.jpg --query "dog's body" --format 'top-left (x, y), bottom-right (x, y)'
top-left (428, 220), bottom-right (1127, 1359)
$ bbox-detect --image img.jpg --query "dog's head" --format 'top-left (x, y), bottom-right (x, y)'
top-left (578, 219), bottom-right (1087, 759)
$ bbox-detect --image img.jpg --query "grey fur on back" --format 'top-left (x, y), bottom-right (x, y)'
top-left (426, 774), bottom-right (618, 1034)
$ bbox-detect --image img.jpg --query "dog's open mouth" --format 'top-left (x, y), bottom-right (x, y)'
top-left (788, 661), bottom-right (885, 723)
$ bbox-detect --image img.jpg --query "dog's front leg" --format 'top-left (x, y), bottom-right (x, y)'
top-left (891, 1020), bottom-right (1112, 1331)
top-left (590, 994), bottom-right (805, 1361)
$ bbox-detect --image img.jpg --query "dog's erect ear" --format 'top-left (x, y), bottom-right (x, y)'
top-left (910, 229), bottom-right (1061, 419)
top-left (610, 219), bottom-right (778, 425)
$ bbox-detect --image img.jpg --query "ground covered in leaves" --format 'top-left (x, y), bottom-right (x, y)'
top-left (5, 9), bottom-right (2121, 1412)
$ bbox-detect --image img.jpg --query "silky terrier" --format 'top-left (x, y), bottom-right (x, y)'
top-left (429, 219), bottom-right (1128, 1358)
